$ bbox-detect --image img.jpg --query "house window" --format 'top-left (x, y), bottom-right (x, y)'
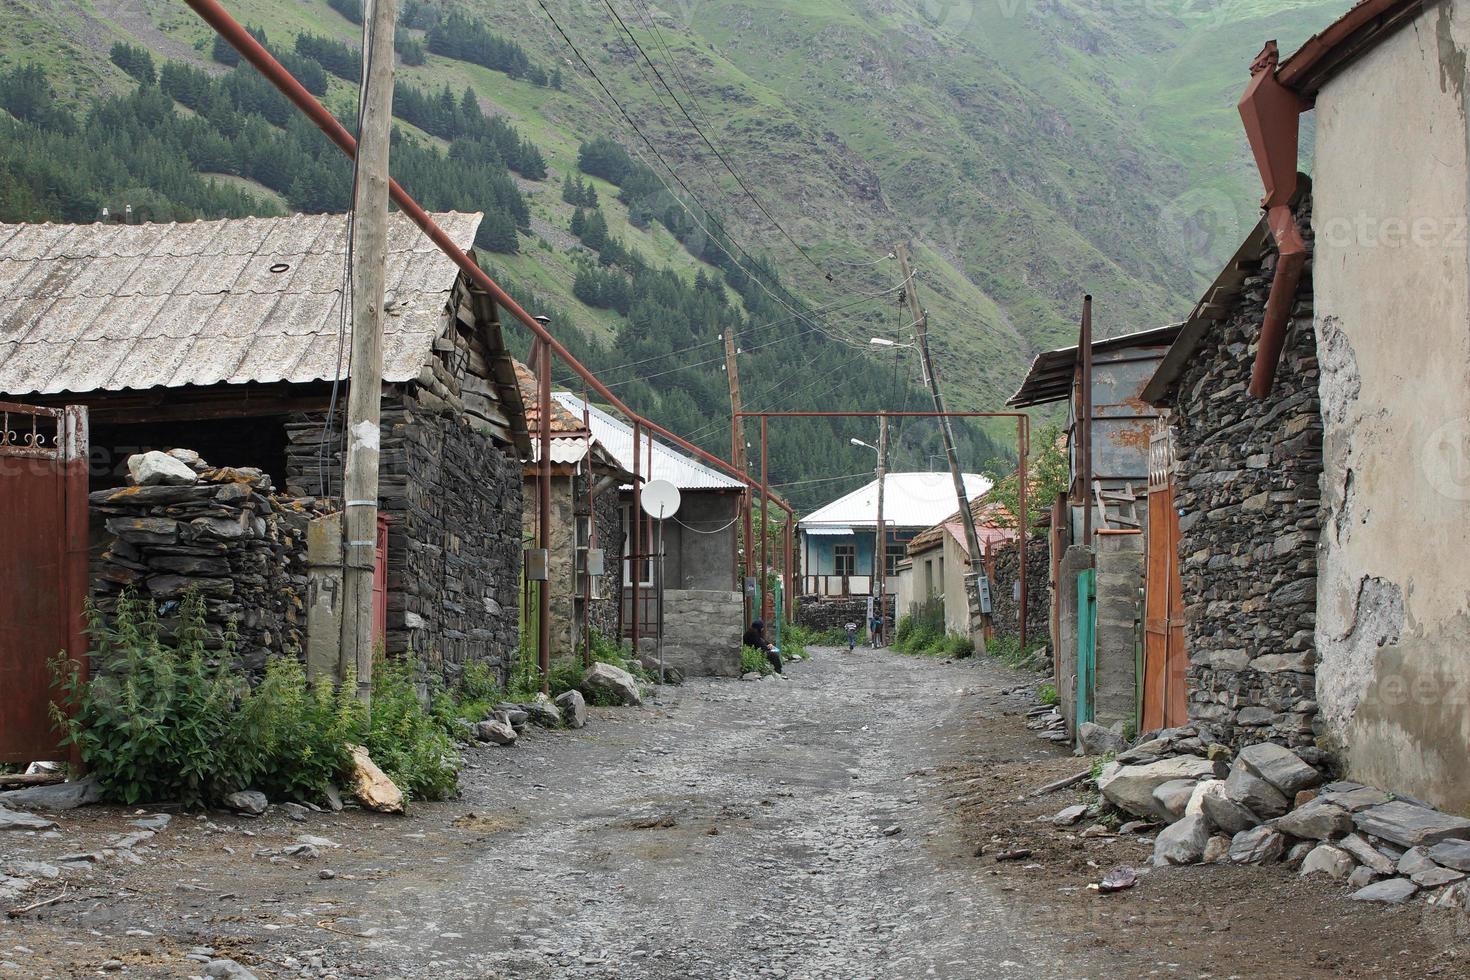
top-left (885, 550), bottom-right (902, 577)
top-left (834, 543), bottom-right (856, 577)
top-left (621, 504), bottom-right (653, 587)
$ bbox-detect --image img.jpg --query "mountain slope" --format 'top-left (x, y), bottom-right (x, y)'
top-left (0, 0), bottom-right (1346, 504)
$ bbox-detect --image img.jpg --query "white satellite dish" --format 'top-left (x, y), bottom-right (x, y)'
top-left (640, 479), bottom-right (682, 519)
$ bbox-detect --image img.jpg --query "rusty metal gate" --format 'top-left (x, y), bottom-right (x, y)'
top-left (0, 403), bottom-right (89, 763)
top-left (1143, 419), bottom-right (1188, 731)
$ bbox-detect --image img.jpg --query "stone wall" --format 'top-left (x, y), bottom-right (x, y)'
top-left (286, 383), bottom-right (523, 686)
top-left (1169, 204), bottom-right (1322, 750)
top-left (988, 533), bottom-right (1050, 645)
top-left (637, 589), bottom-right (744, 677)
top-left (796, 595), bottom-right (895, 633)
top-left (90, 451), bottom-right (322, 675)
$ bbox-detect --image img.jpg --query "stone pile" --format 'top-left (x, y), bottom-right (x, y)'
top-left (1096, 729), bottom-right (1470, 908)
top-left (988, 532), bottom-right (1050, 644)
top-left (90, 450), bottom-right (331, 673)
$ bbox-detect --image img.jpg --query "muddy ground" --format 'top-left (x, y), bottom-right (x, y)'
top-left (2, 648), bottom-right (1466, 979)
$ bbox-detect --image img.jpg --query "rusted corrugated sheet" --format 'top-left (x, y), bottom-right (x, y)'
top-left (0, 211), bottom-right (481, 396)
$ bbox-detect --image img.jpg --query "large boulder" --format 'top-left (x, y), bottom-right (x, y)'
top-left (1427, 839), bottom-right (1470, 872)
top-left (581, 662), bottom-right (642, 706)
top-left (1275, 799), bottom-right (1353, 841)
top-left (524, 693), bottom-right (562, 728)
top-left (0, 776), bottom-right (101, 812)
top-left (1223, 765), bottom-right (1291, 819)
top-left (555, 690), bottom-right (588, 729)
top-left (1351, 877), bottom-right (1419, 904)
top-left (1098, 757), bottom-right (1221, 821)
top-left (224, 790), bottom-right (268, 816)
top-left (1229, 825), bottom-right (1286, 865)
top-left (1078, 721), bottom-right (1127, 757)
top-left (1198, 782), bottom-right (1261, 835)
top-left (128, 450), bottom-right (199, 486)
top-left (1153, 813), bottom-right (1212, 866)
top-left (1353, 801), bottom-right (1470, 848)
top-left (475, 719), bottom-right (517, 746)
top-left (1152, 779), bottom-right (1200, 823)
top-left (1300, 843), bottom-right (1356, 879)
top-left (1236, 742), bottom-right (1322, 796)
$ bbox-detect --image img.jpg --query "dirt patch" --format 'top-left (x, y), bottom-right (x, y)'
top-left (933, 670), bottom-right (1470, 979)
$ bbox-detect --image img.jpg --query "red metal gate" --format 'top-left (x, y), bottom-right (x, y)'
top-left (0, 403), bottom-right (90, 763)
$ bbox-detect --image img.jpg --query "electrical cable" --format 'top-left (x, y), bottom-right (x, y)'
top-left (603, 0), bottom-right (836, 284)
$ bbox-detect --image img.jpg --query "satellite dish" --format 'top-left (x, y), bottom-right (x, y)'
top-left (640, 480), bottom-right (682, 519)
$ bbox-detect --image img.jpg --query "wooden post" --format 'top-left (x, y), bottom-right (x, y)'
top-left (896, 243), bottom-right (984, 652)
top-left (723, 330), bottom-right (746, 473)
top-left (340, 0), bottom-right (398, 702)
top-left (1018, 415), bottom-right (1029, 653)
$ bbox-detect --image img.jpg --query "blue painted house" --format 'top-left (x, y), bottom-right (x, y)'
top-left (798, 472), bottom-right (989, 597)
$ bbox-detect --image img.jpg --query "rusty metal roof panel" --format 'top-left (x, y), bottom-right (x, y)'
top-left (0, 211), bottom-right (482, 396)
top-left (1007, 324), bottom-right (1184, 408)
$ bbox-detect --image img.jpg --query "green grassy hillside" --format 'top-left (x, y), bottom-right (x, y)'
top-left (0, 0), bottom-right (1345, 503)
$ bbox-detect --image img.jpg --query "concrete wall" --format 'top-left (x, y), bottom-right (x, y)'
top-left (1312, 0), bottom-right (1470, 812)
top-left (637, 589), bottom-right (743, 677)
top-left (1055, 545), bottom-right (1091, 735)
top-left (1093, 533), bottom-right (1142, 731)
top-left (657, 491), bottom-right (740, 592)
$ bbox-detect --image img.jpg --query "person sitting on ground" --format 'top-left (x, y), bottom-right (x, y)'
top-left (742, 618), bottom-right (783, 674)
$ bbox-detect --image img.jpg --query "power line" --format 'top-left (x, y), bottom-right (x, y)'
top-left (602, 0), bottom-right (836, 284)
top-left (528, 0), bottom-right (874, 356)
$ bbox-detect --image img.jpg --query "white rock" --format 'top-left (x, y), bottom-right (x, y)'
top-left (127, 450), bottom-right (199, 486)
top-left (347, 745), bottom-right (405, 814)
top-left (1097, 757), bottom-right (1220, 821)
top-left (1300, 843), bottom-right (1355, 879)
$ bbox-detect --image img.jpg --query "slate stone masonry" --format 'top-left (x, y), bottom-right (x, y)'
top-left (1169, 201), bottom-right (1322, 750)
top-left (286, 383), bottom-right (523, 686)
top-left (989, 533), bottom-right (1050, 645)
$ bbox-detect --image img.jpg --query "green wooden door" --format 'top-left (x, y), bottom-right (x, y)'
top-left (1076, 569), bottom-right (1097, 725)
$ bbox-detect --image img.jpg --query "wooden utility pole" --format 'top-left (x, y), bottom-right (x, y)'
top-left (340, 0), bottom-right (398, 702)
top-left (895, 244), bottom-right (983, 564)
top-left (874, 413), bottom-right (888, 645)
top-left (723, 330), bottom-right (746, 472)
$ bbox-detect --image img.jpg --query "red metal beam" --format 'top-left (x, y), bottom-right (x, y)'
top-left (182, 0), bottom-right (788, 512)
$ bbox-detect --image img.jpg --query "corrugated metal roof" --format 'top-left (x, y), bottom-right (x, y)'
top-left (0, 212), bottom-right (482, 396)
top-left (551, 392), bottom-right (744, 491)
top-left (798, 472), bottom-right (991, 530)
top-left (1006, 324), bottom-right (1184, 408)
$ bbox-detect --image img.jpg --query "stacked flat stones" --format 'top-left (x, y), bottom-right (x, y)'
top-left (1168, 198), bottom-right (1322, 749)
top-left (989, 532), bottom-right (1050, 645)
top-left (91, 450), bottom-right (322, 673)
top-left (1096, 728), bottom-right (1470, 908)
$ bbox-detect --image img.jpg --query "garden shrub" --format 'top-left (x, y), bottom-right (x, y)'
top-left (249, 656), bottom-right (364, 801)
top-left (740, 645), bottom-right (774, 676)
top-left (52, 591), bottom-right (255, 807)
top-left (365, 658), bottom-right (460, 803)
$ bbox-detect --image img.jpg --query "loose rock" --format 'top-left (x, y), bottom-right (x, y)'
top-left (1152, 779), bottom-right (1198, 822)
top-left (1426, 839), bottom-right (1470, 872)
top-left (1097, 757), bottom-right (1220, 821)
top-left (1077, 721), bottom-right (1127, 757)
top-left (1350, 877), bottom-right (1418, 904)
top-left (555, 690), bottom-right (587, 729)
top-left (1235, 742), bottom-right (1321, 796)
top-left (1353, 800), bottom-right (1470, 848)
top-left (1223, 765), bottom-right (1290, 819)
top-left (582, 662), bottom-right (642, 706)
top-left (1300, 843), bottom-right (1355, 879)
top-left (0, 808), bottom-right (57, 831)
top-left (1228, 825), bottom-right (1285, 865)
top-left (0, 777), bottom-right (101, 812)
top-left (1153, 814), bottom-right (1211, 866)
top-left (1274, 799), bottom-right (1352, 840)
top-left (128, 450), bottom-right (199, 486)
top-left (476, 719), bottom-right (517, 746)
top-left (1339, 833), bottom-right (1397, 875)
top-left (224, 790), bottom-right (268, 816)
top-left (347, 745), bottom-right (405, 814)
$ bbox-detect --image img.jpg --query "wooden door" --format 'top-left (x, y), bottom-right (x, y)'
top-left (1143, 424), bottom-right (1187, 730)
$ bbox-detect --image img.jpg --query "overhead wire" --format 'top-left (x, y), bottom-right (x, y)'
top-left (604, 0), bottom-right (837, 285)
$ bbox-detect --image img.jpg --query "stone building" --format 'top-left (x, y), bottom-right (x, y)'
top-left (0, 212), bottom-right (531, 685)
top-left (894, 499), bottom-right (1016, 637)
top-left (517, 366), bottom-right (628, 661)
top-left (1141, 207), bottom-right (1322, 751)
top-left (552, 392), bottom-right (746, 677)
top-left (1146, 0), bottom-right (1470, 812)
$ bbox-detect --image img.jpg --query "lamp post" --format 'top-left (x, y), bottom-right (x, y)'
top-left (850, 424), bottom-right (887, 646)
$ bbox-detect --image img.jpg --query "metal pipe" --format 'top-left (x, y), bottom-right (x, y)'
top-left (1079, 295), bottom-right (1094, 545)
top-left (760, 415), bottom-right (770, 625)
top-left (582, 394), bottom-right (593, 668)
top-left (783, 507), bottom-right (794, 623)
top-left (1017, 415), bottom-right (1029, 653)
top-left (631, 420), bottom-right (642, 652)
top-left (182, 0), bottom-right (790, 508)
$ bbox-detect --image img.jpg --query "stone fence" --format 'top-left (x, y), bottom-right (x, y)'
top-left (90, 450), bottom-right (329, 675)
top-left (988, 532), bottom-right (1050, 646)
top-left (796, 594), bottom-right (895, 634)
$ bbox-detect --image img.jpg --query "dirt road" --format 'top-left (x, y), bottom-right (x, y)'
top-left (3, 649), bottom-right (1464, 978)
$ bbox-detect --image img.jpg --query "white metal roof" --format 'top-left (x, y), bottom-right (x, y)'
top-left (552, 392), bottom-right (744, 491)
top-left (803, 525), bottom-right (853, 536)
top-left (798, 472), bottom-right (991, 530)
top-left (0, 212), bottom-right (481, 395)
